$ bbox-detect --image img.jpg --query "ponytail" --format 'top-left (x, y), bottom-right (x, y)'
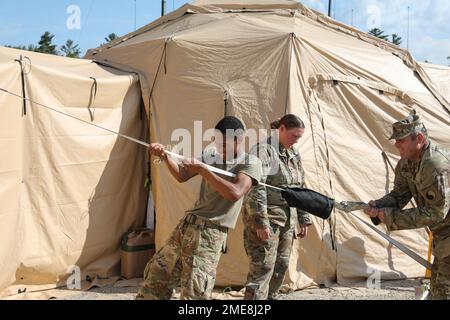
top-left (270, 120), bottom-right (281, 130)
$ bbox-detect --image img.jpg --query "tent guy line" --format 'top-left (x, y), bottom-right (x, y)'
top-left (350, 212), bottom-right (432, 271)
top-left (0, 86), bottom-right (432, 271)
top-left (0, 86), bottom-right (284, 192)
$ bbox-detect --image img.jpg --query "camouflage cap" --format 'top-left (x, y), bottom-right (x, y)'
top-left (389, 114), bottom-right (424, 140)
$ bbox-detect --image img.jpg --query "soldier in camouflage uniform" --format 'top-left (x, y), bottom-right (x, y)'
top-left (243, 115), bottom-right (313, 300)
top-left (136, 117), bottom-right (261, 300)
top-left (365, 113), bottom-right (450, 300)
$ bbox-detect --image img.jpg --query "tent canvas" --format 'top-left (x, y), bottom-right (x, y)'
top-left (420, 62), bottom-right (450, 99)
top-left (0, 46), bottom-right (149, 297)
top-left (86, 0), bottom-right (449, 290)
top-left (1, 0), bottom-right (448, 297)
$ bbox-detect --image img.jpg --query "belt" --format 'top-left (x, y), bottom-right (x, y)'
top-left (184, 215), bottom-right (228, 233)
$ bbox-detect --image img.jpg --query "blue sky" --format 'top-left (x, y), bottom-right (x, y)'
top-left (0, 0), bottom-right (449, 66)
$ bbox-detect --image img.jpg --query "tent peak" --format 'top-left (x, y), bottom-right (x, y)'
top-left (191, 0), bottom-right (301, 8)
top-left (86, 1), bottom-right (305, 58)
top-left (189, 0), bottom-right (303, 11)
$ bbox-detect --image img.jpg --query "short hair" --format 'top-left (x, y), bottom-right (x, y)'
top-left (215, 116), bottom-right (246, 137)
top-left (410, 126), bottom-right (429, 141)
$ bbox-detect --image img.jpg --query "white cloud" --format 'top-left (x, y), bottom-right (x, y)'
top-left (411, 36), bottom-right (450, 64)
top-left (300, 0), bottom-right (450, 66)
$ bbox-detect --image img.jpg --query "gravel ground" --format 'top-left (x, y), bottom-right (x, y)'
top-left (276, 279), bottom-right (421, 300)
top-left (57, 278), bottom-right (423, 300)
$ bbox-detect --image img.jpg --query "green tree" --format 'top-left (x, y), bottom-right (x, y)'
top-left (447, 56), bottom-right (450, 67)
top-left (36, 31), bottom-right (58, 55)
top-left (368, 28), bottom-right (389, 41)
top-left (391, 34), bottom-right (402, 46)
top-left (104, 33), bottom-right (118, 43)
top-left (6, 44), bottom-right (38, 52)
top-left (60, 40), bottom-right (81, 58)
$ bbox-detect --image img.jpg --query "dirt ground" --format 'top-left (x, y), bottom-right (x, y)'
top-left (52, 278), bottom-right (423, 300)
top-left (2, 277), bottom-right (426, 300)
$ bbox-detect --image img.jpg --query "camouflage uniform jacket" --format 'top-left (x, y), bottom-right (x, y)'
top-left (244, 136), bottom-right (313, 229)
top-left (376, 142), bottom-right (450, 258)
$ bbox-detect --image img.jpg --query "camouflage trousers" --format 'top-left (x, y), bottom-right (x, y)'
top-left (243, 222), bottom-right (295, 300)
top-left (430, 254), bottom-right (450, 300)
top-left (136, 215), bottom-right (228, 300)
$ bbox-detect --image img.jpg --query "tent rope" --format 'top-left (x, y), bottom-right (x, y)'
top-left (0, 86), bottom-right (281, 191)
top-left (87, 76), bottom-right (98, 121)
top-left (0, 86), bottom-right (432, 270)
top-left (14, 55), bottom-right (31, 116)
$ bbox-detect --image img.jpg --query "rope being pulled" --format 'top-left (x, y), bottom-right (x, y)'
top-left (0, 87), bottom-right (284, 191)
top-left (0, 86), bottom-right (432, 270)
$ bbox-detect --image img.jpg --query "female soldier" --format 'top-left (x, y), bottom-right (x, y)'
top-left (243, 114), bottom-right (312, 300)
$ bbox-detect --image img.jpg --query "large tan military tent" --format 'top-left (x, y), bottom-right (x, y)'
top-left (0, 46), bottom-right (148, 297)
top-left (1, 0), bottom-right (449, 298)
top-left (86, 0), bottom-right (450, 290)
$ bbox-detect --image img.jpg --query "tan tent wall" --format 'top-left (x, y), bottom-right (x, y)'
top-left (420, 62), bottom-right (450, 100)
top-left (0, 47), bottom-right (148, 297)
top-left (86, 0), bottom-right (450, 290)
top-left (0, 49), bottom-right (23, 295)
